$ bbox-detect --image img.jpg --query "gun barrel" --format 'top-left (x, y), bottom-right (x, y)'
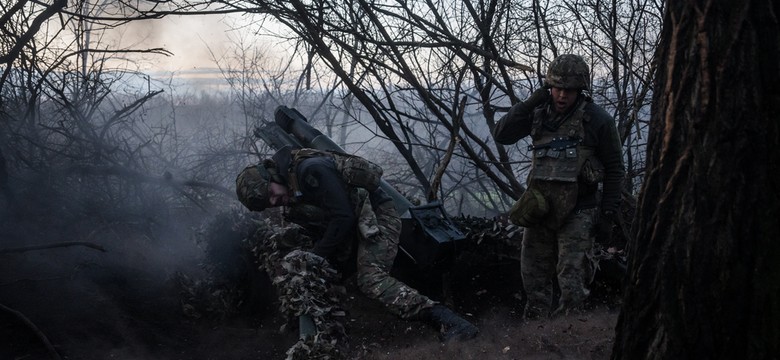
top-left (262, 105), bottom-right (466, 269)
top-left (254, 122), bottom-right (304, 150)
top-left (275, 106), bottom-right (346, 153)
top-left (273, 106), bottom-right (413, 215)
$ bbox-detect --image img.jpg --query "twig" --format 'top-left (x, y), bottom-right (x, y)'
top-left (0, 241), bottom-right (106, 254)
top-left (427, 96), bottom-right (465, 202)
top-left (0, 275), bottom-right (69, 287)
top-left (0, 302), bottom-right (62, 360)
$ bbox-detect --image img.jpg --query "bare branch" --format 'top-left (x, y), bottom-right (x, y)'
top-left (0, 242), bottom-right (107, 254)
top-left (0, 303), bottom-right (62, 360)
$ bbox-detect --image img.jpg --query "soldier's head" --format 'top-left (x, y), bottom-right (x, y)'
top-left (235, 159), bottom-right (290, 211)
top-left (544, 54), bottom-right (589, 113)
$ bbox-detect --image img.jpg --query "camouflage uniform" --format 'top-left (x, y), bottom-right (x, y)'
top-left (270, 150), bottom-right (436, 319)
top-left (355, 200), bottom-right (436, 317)
top-left (520, 208), bottom-right (597, 317)
top-left (244, 157), bottom-right (437, 359)
top-left (492, 55), bottom-right (625, 317)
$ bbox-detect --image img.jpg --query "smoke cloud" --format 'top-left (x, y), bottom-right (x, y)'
top-left (107, 14), bottom-right (236, 71)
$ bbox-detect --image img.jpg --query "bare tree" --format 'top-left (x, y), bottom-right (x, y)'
top-left (612, 1), bottom-right (779, 358)
top-left (0, 0), bottom-right (247, 243)
top-left (562, 0), bottom-right (661, 192)
top-left (198, 0), bottom-right (661, 216)
top-left (3, 0), bottom-right (663, 219)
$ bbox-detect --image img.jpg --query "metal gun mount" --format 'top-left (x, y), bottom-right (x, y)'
top-left (254, 105), bottom-right (466, 269)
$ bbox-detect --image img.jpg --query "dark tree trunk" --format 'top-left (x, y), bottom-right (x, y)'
top-left (612, 1), bottom-right (780, 359)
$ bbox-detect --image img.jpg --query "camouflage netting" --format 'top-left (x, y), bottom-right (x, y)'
top-left (178, 208), bottom-right (350, 358)
top-left (180, 191), bottom-right (636, 357)
top-left (276, 250), bottom-right (348, 360)
top-left (175, 209), bottom-right (268, 320)
top-left (453, 215), bottom-right (524, 263)
top-left (246, 225), bottom-right (349, 360)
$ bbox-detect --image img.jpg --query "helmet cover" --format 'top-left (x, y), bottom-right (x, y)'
top-left (236, 164), bottom-right (272, 211)
top-left (545, 54), bottom-right (589, 90)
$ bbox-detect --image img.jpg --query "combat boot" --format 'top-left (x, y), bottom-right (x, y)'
top-left (423, 304), bottom-right (479, 342)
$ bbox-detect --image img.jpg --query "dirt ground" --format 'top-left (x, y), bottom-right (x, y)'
top-left (0, 229), bottom-right (621, 360)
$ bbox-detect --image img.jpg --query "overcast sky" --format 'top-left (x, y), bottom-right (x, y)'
top-left (115, 14), bottom-right (234, 71)
top-left (102, 12), bottom-right (288, 92)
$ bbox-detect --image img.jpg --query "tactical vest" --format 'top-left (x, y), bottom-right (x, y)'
top-left (285, 148), bottom-right (384, 248)
top-left (525, 100), bottom-right (594, 229)
top-left (528, 100), bottom-right (592, 182)
top-left (287, 148), bottom-right (383, 195)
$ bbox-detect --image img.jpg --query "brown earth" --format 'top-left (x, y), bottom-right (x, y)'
top-left (0, 230), bottom-right (621, 360)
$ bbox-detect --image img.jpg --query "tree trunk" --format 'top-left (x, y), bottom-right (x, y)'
top-left (612, 1), bottom-right (780, 359)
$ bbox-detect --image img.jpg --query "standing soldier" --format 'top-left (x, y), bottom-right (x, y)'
top-left (235, 146), bottom-right (478, 356)
top-left (492, 54), bottom-right (625, 319)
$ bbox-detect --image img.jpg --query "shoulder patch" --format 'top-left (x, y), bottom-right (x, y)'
top-left (304, 174), bottom-right (319, 188)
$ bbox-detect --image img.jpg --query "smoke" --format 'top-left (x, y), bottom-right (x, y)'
top-left (106, 14), bottom-right (236, 71)
top-left (0, 179), bottom-right (224, 359)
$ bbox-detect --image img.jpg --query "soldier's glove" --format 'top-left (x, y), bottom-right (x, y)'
top-left (524, 87), bottom-right (551, 108)
top-left (596, 210), bottom-right (617, 243)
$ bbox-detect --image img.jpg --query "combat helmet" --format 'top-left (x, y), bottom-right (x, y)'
top-left (235, 160), bottom-right (281, 211)
top-left (544, 54), bottom-right (589, 90)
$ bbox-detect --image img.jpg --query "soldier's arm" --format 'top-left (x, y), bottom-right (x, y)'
top-left (298, 160), bottom-right (357, 260)
top-left (492, 103), bottom-right (534, 144)
top-left (492, 88), bottom-right (549, 144)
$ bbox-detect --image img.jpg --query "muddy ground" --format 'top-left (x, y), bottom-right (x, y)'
top-left (1, 225), bottom-right (622, 360)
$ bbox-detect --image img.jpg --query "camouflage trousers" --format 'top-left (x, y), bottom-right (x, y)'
top-left (355, 200), bottom-right (436, 319)
top-left (267, 201), bottom-right (435, 359)
top-left (269, 200), bottom-right (435, 320)
top-left (521, 207), bottom-right (597, 318)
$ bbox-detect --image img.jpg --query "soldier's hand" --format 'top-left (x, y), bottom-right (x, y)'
top-left (525, 88), bottom-right (551, 108)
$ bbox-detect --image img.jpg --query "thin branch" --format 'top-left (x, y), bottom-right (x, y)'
top-left (0, 241), bottom-right (107, 254)
top-left (0, 302), bottom-right (63, 360)
top-left (428, 97), bottom-right (465, 201)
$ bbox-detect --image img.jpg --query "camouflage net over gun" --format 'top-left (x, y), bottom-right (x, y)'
top-left (249, 226), bottom-right (348, 360)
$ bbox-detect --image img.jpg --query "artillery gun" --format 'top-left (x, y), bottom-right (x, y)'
top-left (196, 105), bottom-right (627, 344)
top-left (254, 105), bottom-right (467, 277)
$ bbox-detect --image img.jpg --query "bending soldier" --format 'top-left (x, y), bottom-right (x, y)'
top-left (235, 146), bottom-right (478, 348)
top-left (493, 54), bottom-right (625, 318)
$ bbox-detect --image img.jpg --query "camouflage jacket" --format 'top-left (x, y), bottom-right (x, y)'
top-left (272, 148), bottom-right (392, 260)
top-left (493, 95), bottom-right (625, 213)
